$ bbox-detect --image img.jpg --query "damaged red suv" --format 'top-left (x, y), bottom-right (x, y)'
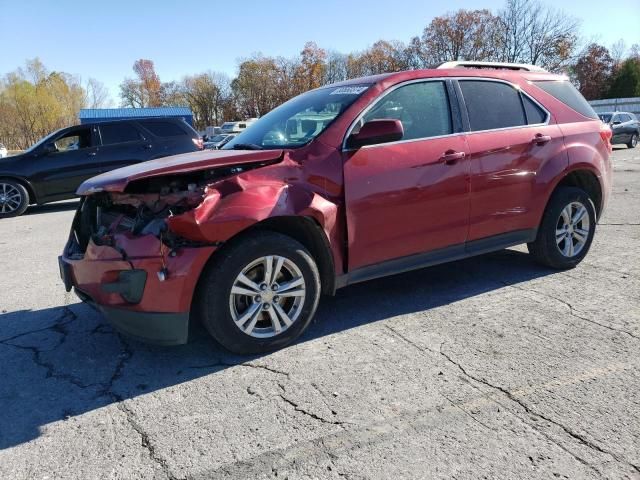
top-left (59, 62), bottom-right (612, 354)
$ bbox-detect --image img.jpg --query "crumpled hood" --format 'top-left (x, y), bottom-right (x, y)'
top-left (77, 149), bottom-right (284, 194)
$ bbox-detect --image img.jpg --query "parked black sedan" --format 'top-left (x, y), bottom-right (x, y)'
top-left (0, 118), bottom-right (202, 217)
top-left (598, 111), bottom-right (639, 148)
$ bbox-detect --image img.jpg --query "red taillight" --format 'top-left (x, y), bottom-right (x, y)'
top-left (193, 138), bottom-right (204, 150)
top-left (599, 123), bottom-right (613, 153)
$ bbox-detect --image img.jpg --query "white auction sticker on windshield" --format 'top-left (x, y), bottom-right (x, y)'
top-left (330, 86), bottom-right (369, 95)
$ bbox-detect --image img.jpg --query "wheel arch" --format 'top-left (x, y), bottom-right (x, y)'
top-left (0, 175), bottom-right (37, 205)
top-left (552, 168), bottom-right (603, 219)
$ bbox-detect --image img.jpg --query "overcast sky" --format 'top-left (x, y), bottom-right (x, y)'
top-left (1, 0), bottom-right (639, 103)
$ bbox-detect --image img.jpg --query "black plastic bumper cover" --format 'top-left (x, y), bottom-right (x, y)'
top-left (74, 288), bottom-right (189, 345)
top-left (101, 306), bottom-right (189, 345)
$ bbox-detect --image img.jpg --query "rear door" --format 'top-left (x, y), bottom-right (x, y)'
top-left (343, 79), bottom-right (470, 270)
top-left (96, 122), bottom-right (151, 173)
top-left (457, 79), bottom-right (566, 241)
top-left (138, 120), bottom-right (198, 156)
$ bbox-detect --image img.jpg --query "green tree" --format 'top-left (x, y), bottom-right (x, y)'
top-left (607, 59), bottom-right (640, 98)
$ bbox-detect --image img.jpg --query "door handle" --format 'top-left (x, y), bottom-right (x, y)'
top-left (439, 150), bottom-right (465, 165)
top-left (143, 144), bottom-right (153, 150)
top-left (87, 152), bottom-right (97, 157)
top-left (532, 134), bottom-right (551, 145)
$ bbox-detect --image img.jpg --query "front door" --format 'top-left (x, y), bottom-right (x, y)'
top-left (343, 80), bottom-right (470, 271)
top-left (39, 125), bottom-right (102, 199)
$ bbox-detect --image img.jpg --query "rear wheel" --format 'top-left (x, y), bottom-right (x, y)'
top-left (0, 179), bottom-right (29, 218)
top-left (628, 133), bottom-right (638, 149)
top-left (196, 231), bottom-right (321, 354)
top-left (528, 187), bottom-right (596, 269)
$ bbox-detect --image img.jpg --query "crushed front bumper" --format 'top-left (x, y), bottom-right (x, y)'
top-left (59, 231), bottom-right (216, 345)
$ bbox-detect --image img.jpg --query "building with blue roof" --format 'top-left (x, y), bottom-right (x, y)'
top-left (79, 107), bottom-right (194, 126)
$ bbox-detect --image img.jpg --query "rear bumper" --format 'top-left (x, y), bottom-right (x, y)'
top-left (59, 234), bottom-right (216, 345)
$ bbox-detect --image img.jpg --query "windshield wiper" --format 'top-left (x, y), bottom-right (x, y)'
top-left (231, 143), bottom-right (263, 150)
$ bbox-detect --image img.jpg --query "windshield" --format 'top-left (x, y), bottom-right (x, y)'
top-left (598, 114), bottom-right (612, 123)
top-left (25, 128), bottom-right (63, 153)
top-left (223, 84), bottom-right (371, 150)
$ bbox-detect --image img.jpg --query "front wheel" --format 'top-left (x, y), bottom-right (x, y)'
top-left (196, 231), bottom-right (321, 354)
top-left (528, 187), bottom-right (596, 269)
top-left (628, 133), bottom-right (638, 149)
top-left (0, 179), bottom-right (29, 218)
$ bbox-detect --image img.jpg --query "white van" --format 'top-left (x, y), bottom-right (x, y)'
top-left (220, 118), bottom-right (257, 134)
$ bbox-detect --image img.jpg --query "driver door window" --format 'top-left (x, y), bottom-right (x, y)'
top-left (359, 81), bottom-right (453, 141)
top-left (54, 128), bottom-right (93, 152)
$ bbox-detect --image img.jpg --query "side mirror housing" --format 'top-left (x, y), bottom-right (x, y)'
top-left (346, 119), bottom-right (404, 149)
top-left (42, 142), bottom-right (58, 154)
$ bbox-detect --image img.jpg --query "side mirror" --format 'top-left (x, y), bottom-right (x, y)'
top-left (346, 119), bottom-right (404, 149)
top-left (43, 142), bottom-right (58, 154)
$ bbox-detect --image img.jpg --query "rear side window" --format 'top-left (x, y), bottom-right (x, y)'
top-left (142, 121), bottom-right (187, 137)
top-left (522, 95), bottom-right (547, 124)
top-left (534, 80), bottom-right (598, 119)
top-left (100, 123), bottom-right (142, 145)
top-left (362, 81), bottom-right (452, 141)
top-left (460, 81), bottom-right (526, 131)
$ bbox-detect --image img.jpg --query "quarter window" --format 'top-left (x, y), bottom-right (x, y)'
top-left (533, 80), bottom-right (598, 119)
top-left (522, 95), bottom-right (547, 125)
top-left (100, 123), bottom-right (142, 145)
top-left (361, 81), bottom-right (453, 141)
top-left (460, 80), bottom-right (526, 131)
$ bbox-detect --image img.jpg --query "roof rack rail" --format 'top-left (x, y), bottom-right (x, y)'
top-left (436, 61), bottom-right (548, 73)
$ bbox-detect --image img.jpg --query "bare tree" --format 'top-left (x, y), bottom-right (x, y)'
top-left (84, 78), bottom-right (110, 108)
top-left (498, 0), bottom-right (580, 71)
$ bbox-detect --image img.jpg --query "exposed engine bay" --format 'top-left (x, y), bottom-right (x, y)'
top-left (68, 161), bottom-right (273, 259)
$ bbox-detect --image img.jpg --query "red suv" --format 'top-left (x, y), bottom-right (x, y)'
top-left (59, 62), bottom-right (613, 354)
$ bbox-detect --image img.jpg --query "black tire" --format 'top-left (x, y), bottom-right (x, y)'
top-left (0, 179), bottom-right (29, 218)
top-left (527, 186), bottom-right (596, 269)
top-left (196, 231), bottom-right (321, 354)
top-left (627, 133), bottom-right (638, 149)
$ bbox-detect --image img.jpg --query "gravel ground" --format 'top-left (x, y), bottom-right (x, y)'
top-left (0, 147), bottom-right (639, 480)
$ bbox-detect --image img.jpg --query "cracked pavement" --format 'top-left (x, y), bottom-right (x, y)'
top-left (1, 147), bottom-right (639, 479)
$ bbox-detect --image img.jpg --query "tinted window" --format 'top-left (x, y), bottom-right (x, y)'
top-left (619, 114), bottom-right (631, 122)
top-left (100, 123), bottom-right (142, 145)
top-left (143, 121), bottom-right (187, 137)
top-left (460, 81), bottom-right (526, 131)
top-left (534, 80), bottom-right (598, 119)
top-left (598, 114), bottom-right (613, 123)
top-left (522, 95), bottom-right (547, 124)
top-left (362, 81), bottom-right (452, 140)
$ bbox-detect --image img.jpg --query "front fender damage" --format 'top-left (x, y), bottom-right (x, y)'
top-left (74, 155), bottom-right (342, 286)
top-left (167, 178), bottom-right (339, 245)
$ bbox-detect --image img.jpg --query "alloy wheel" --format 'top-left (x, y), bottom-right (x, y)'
top-left (229, 255), bottom-right (306, 338)
top-left (555, 201), bottom-right (590, 258)
top-left (0, 183), bottom-right (23, 214)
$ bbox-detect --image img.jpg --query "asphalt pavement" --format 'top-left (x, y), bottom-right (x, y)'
top-left (1, 147), bottom-right (639, 479)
